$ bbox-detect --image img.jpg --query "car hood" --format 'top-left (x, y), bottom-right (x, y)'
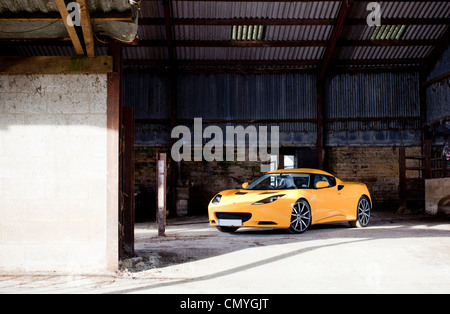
top-left (212, 189), bottom-right (298, 206)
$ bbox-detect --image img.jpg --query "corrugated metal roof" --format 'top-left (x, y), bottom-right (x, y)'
top-left (176, 46), bottom-right (325, 61)
top-left (139, 25), bottom-right (166, 40)
top-left (0, 0), bottom-right (137, 42)
top-left (1, 1), bottom-right (449, 70)
top-left (138, 0), bottom-right (163, 19)
top-left (175, 25), bottom-right (230, 41)
top-left (172, 1), bottom-right (341, 19)
top-left (0, 0), bottom-right (132, 14)
top-left (123, 46), bottom-right (168, 60)
top-left (349, 1), bottom-right (450, 19)
top-left (335, 45), bottom-right (434, 61)
top-left (15, 44), bottom-right (109, 57)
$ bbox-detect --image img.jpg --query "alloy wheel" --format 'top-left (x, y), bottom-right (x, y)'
top-left (289, 199), bottom-right (311, 233)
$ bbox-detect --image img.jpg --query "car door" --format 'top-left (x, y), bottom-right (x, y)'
top-left (310, 174), bottom-right (346, 224)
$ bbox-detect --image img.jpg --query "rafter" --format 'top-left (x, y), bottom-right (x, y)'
top-left (54, 0), bottom-right (84, 55)
top-left (77, 0), bottom-right (95, 57)
top-left (319, 0), bottom-right (353, 79)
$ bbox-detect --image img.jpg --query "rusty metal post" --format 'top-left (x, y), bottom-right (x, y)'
top-left (399, 147), bottom-right (407, 211)
top-left (157, 153), bottom-right (167, 236)
top-left (122, 106), bottom-right (135, 256)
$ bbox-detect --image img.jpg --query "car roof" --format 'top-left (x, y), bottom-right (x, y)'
top-left (268, 168), bottom-right (334, 176)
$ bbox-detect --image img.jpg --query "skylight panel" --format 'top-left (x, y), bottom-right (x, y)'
top-left (231, 25), bottom-right (266, 41)
top-left (369, 25), bottom-right (407, 41)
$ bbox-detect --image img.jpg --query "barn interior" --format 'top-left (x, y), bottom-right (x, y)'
top-left (0, 0), bottom-right (449, 263)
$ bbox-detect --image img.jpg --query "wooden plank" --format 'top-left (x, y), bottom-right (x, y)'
top-left (77, 0), bottom-right (95, 57)
top-left (0, 56), bottom-right (113, 74)
top-left (54, 0), bottom-right (84, 55)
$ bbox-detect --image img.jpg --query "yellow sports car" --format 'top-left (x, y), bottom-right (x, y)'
top-left (208, 168), bottom-right (371, 234)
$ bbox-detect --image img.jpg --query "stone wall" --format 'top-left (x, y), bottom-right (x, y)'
top-left (325, 146), bottom-right (421, 209)
top-left (135, 147), bottom-right (263, 219)
top-left (0, 74), bottom-right (116, 272)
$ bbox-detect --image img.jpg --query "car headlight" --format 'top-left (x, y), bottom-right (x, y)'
top-left (252, 194), bottom-right (285, 205)
top-left (212, 194), bottom-right (222, 205)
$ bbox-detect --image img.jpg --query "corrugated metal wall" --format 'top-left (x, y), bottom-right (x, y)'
top-left (426, 46), bottom-right (450, 123)
top-left (427, 78), bottom-right (450, 123)
top-left (178, 73), bottom-right (316, 124)
top-left (124, 71), bottom-right (423, 146)
top-left (123, 72), bottom-right (171, 145)
top-left (325, 72), bottom-right (421, 146)
top-left (326, 72), bottom-right (420, 123)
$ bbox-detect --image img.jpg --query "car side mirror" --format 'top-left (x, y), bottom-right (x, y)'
top-left (242, 182), bottom-right (249, 189)
top-left (315, 180), bottom-right (329, 189)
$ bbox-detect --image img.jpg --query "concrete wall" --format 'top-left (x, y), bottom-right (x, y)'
top-left (0, 74), bottom-right (117, 272)
top-left (425, 177), bottom-right (450, 215)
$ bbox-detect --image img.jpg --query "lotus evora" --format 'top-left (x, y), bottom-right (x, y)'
top-left (208, 168), bottom-right (371, 234)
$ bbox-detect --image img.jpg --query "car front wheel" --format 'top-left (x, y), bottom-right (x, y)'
top-left (349, 196), bottom-right (371, 228)
top-left (217, 226), bottom-right (239, 233)
top-left (288, 199), bottom-right (311, 234)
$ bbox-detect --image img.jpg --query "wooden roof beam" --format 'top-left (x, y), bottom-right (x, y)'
top-left (319, 0), bottom-right (353, 79)
top-left (54, 0), bottom-right (84, 55)
top-left (77, 0), bottom-right (95, 57)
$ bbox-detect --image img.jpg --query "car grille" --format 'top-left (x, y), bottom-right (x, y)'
top-left (215, 212), bottom-right (252, 222)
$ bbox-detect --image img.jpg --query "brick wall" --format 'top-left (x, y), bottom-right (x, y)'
top-left (0, 74), bottom-right (115, 272)
top-left (325, 146), bottom-right (421, 209)
top-left (135, 147), bottom-right (263, 219)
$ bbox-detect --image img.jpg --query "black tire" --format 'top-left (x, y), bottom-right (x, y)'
top-left (287, 199), bottom-right (312, 234)
top-left (349, 196), bottom-right (371, 228)
top-left (217, 226), bottom-right (239, 233)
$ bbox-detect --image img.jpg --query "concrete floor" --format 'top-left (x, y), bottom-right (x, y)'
top-left (0, 211), bottom-right (449, 294)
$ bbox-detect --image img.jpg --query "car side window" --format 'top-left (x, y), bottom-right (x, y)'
top-left (314, 174), bottom-right (336, 188)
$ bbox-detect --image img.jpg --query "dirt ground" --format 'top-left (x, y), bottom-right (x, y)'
top-left (1, 211), bottom-right (449, 294)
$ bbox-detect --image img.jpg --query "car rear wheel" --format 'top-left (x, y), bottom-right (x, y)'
top-left (288, 199), bottom-right (311, 234)
top-left (349, 196), bottom-right (371, 228)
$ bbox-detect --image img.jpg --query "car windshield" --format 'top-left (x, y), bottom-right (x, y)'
top-left (246, 173), bottom-right (311, 190)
